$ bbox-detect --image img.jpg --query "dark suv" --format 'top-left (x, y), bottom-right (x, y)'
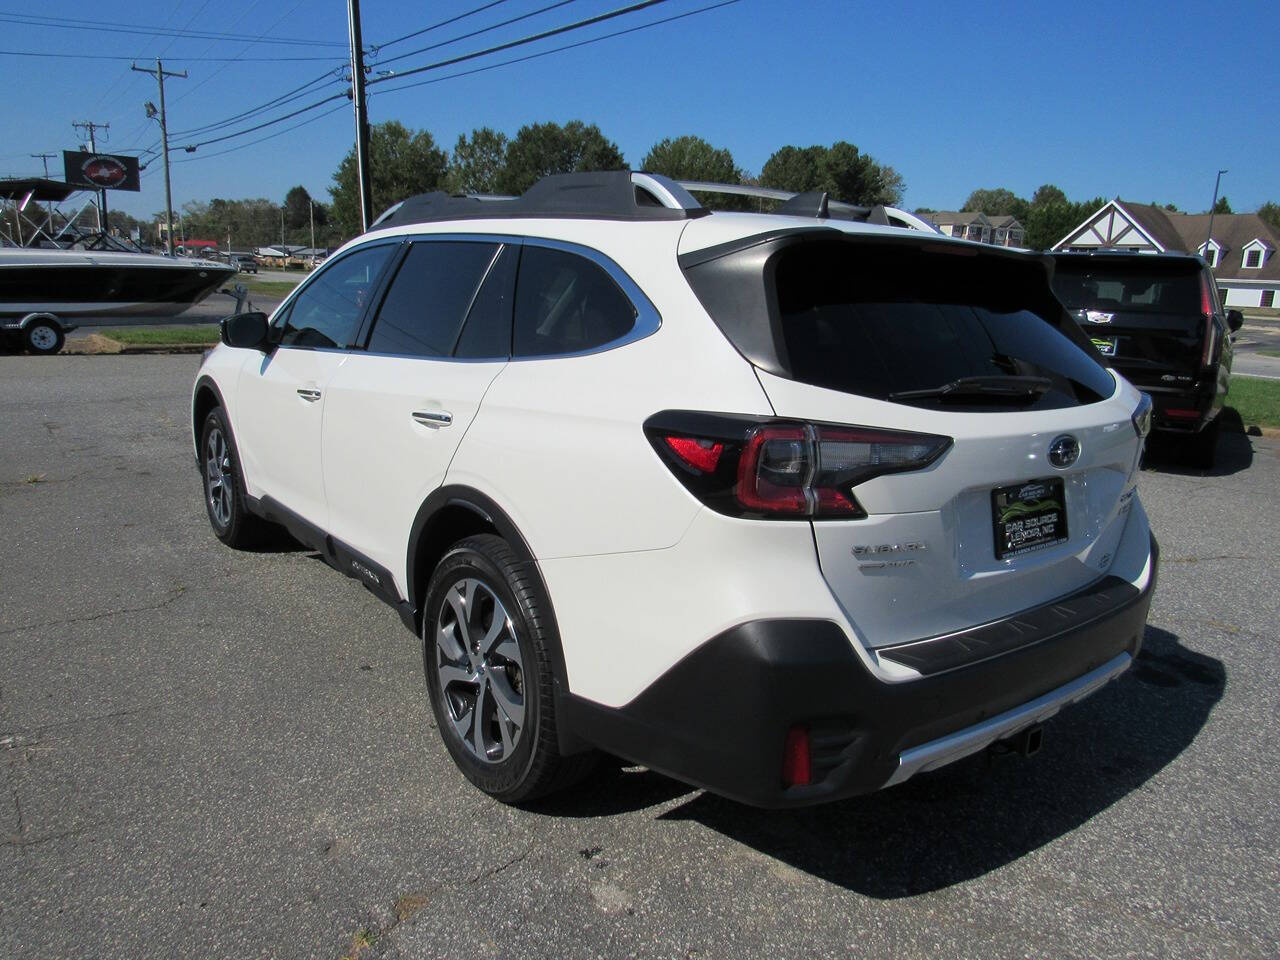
top-left (1050, 251), bottom-right (1243, 467)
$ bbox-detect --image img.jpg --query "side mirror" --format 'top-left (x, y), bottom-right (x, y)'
top-left (1226, 309), bottom-right (1244, 333)
top-left (220, 311), bottom-right (271, 351)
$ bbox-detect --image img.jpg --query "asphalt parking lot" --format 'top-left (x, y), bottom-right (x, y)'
top-left (1, 355), bottom-right (1277, 959)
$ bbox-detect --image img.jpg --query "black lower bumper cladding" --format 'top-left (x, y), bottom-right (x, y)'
top-left (562, 536), bottom-right (1158, 808)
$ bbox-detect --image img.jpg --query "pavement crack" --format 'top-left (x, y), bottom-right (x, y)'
top-left (10, 786), bottom-right (25, 857)
top-left (469, 845), bottom-right (534, 884)
top-left (1169, 554), bottom-right (1256, 564)
top-left (0, 587), bottom-right (186, 637)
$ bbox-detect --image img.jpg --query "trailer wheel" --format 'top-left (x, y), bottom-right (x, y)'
top-left (24, 319), bottom-right (65, 356)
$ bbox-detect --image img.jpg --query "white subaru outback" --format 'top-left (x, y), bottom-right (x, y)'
top-left (192, 172), bottom-right (1158, 808)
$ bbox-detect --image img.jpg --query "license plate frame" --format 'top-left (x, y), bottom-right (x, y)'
top-left (992, 478), bottom-right (1069, 560)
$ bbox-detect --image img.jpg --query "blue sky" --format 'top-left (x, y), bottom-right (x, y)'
top-left (2, 0), bottom-right (1276, 224)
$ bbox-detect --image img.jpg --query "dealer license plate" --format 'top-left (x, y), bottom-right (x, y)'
top-left (992, 478), bottom-right (1069, 560)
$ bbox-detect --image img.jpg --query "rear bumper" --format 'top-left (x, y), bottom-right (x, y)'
top-left (1137, 382), bottom-right (1217, 433)
top-left (561, 534), bottom-right (1158, 808)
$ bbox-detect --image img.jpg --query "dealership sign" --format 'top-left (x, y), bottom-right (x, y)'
top-left (62, 150), bottom-right (141, 192)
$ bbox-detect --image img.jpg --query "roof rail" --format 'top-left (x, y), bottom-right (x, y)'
top-left (373, 171), bottom-right (707, 230)
top-left (676, 180), bottom-right (938, 234)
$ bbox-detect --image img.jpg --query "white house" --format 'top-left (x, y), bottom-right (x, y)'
top-left (926, 211), bottom-right (1026, 247)
top-left (1053, 199), bottom-right (1280, 309)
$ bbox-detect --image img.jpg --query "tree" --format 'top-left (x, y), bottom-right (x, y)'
top-left (760, 141), bottom-right (904, 207)
top-left (642, 135), bottom-right (746, 210)
top-left (1030, 184), bottom-right (1068, 208)
top-left (962, 187), bottom-right (1028, 222)
top-left (642, 135), bottom-right (740, 183)
top-left (330, 120), bottom-right (448, 238)
top-left (1023, 194), bottom-right (1106, 252)
top-left (447, 128), bottom-right (509, 194)
top-left (284, 185), bottom-right (326, 232)
top-left (1259, 202), bottom-right (1280, 232)
top-left (497, 121), bottom-right (625, 195)
top-left (1211, 196), bottom-right (1232, 215)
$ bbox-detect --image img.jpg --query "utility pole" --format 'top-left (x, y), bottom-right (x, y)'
top-left (1204, 169), bottom-right (1228, 257)
top-left (72, 120), bottom-right (110, 230)
top-left (347, 0), bottom-right (373, 231)
top-left (132, 59), bottom-right (187, 255)
top-left (309, 198), bottom-right (315, 256)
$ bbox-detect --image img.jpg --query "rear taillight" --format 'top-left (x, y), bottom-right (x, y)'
top-left (1199, 272), bottom-right (1217, 370)
top-left (646, 412), bottom-right (951, 520)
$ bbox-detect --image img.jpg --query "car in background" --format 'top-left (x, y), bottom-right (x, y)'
top-left (1050, 250), bottom-right (1242, 467)
top-left (233, 255), bottom-right (258, 274)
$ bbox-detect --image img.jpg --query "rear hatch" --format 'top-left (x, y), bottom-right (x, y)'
top-left (680, 230), bottom-right (1143, 650)
top-left (1049, 255), bottom-right (1209, 392)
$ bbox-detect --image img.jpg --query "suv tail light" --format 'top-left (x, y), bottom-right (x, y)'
top-left (646, 411), bottom-right (951, 520)
top-left (1199, 272), bottom-right (1218, 371)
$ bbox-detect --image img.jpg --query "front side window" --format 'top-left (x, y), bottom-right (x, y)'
top-left (366, 240), bottom-right (500, 358)
top-left (279, 244), bottom-right (394, 349)
top-left (513, 245), bottom-right (638, 357)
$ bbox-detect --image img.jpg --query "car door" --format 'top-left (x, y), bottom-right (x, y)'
top-left (321, 237), bottom-right (516, 587)
top-left (235, 242), bottom-right (397, 528)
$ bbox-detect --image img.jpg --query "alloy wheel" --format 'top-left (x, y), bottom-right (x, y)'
top-left (204, 427), bottom-right (233, 527)
top-left (435, 577), bottom-right (526, 764)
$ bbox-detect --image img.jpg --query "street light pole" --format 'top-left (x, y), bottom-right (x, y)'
top-left (1204, 169), bottom-right (1228, 257)
top-left (132, 59), bottom-right (187, 255)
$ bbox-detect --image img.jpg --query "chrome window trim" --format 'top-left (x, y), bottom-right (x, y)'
top-left (313, 231), bottom-right (662, 363)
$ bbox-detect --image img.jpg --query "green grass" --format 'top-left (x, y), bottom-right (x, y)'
top-left (1257, 348), bottom-right (1280, 358)
top-left (1228, 375), bottom-right (1280, 428)
top-left (230, 275), bottom-right (304, 298)
top-left (98, 325), bottom-right (220, 345)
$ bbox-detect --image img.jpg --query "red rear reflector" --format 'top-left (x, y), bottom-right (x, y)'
top-left (1165, 408), bottom-right (1199, 419)
top-left (663, 436), bottom-right (724, 473)
top-left (782, 726), bottom-right (812, 787)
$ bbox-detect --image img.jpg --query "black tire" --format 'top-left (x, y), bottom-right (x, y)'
top-left (24, 320), bottom-right (65, 355)
top-left (1188, 417), bottom-right (1220, 470)
top-left (422, 534), bottom-right (593, 803)
top-left (199, 407), bottom-right (268, 548)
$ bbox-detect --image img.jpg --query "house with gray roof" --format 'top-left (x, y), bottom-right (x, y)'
top-left (926, 211), bottom-right (1025, 247)
top-left (1054, 199), bottom-right (1280, 309)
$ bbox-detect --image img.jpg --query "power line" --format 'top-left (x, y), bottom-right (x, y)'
top-left (374, 0), bottom-right (515, 51)
top-left (368, 0), bottom-right (672, 86)
top-left (0, 12), bottom-right (347, 46)
top-left (174, 0), bottom-right (310, 104)
top-left (0, 49), bottom-right (347, 62)
top-left (180, 91), bottom-right (349, 151)
top-left (169, 68), bottom-right (345, 138)
top-left (374, 0), bottom-right (579, 66)
top-left (172, 103), bottom-right (348, 164)
top-left (376, 0), bottom-right (739, 97)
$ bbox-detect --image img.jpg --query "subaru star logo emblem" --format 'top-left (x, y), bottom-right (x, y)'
top-left (1048, 434), bottom-right (1080, 469)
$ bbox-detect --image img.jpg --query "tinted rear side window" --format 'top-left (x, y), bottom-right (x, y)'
top-left (513, 245), bottom-right (637, 357)
top-left (773, 241), bottom-right (1114, 409)
top-left (455, 244), bottom-right (517, 359)
top-left (367, 240), bottom-right (499, 357)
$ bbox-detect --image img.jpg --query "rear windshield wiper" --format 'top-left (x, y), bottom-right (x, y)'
top-left (889, 375), bottom-right (1053, 403)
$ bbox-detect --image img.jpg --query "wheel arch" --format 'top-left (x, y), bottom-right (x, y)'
top-left (192, 375), bottom-right (227, 463)
top-left (407, 486), bottom-right (574, 707)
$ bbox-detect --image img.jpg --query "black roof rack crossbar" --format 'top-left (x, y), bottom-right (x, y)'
top-left (373, 171), bottom-right (708, 230)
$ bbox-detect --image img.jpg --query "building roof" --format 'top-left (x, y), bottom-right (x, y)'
top-left (1119, 202), bottom-right (1280, 281)
top-left (928, 210), bottom-right (989, 226)
top-left (988, 215), bottom-right (1024, 229)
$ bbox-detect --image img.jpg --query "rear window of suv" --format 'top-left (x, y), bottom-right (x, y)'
top-left (1051, 257), bottom-right (1204, 334)
top-left (770, 240), bottom-right (1114, 410)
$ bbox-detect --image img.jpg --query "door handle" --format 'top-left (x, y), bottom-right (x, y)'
top-left (296, 388), bottom-right (322, 402)
top-left (412, 410), bottom-right (453, 427)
